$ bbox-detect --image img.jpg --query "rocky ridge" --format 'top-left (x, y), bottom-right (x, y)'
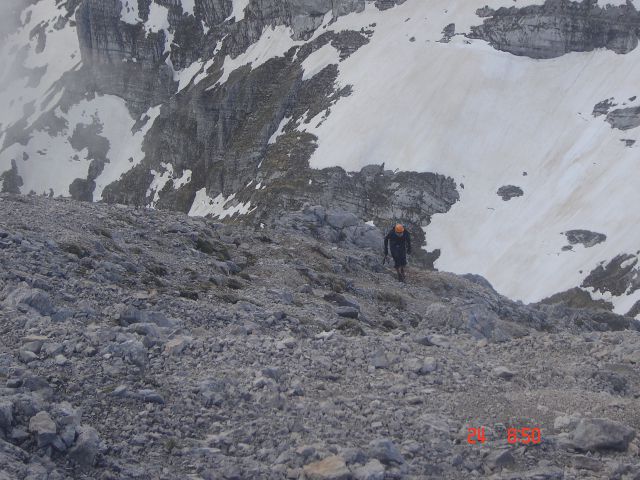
top-left (1, 193), bottom-right (640, 479)
top-left (470, 0), bottom-right (640, 59)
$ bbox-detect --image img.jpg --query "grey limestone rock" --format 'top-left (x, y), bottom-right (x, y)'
top-left (370, 350), bottom-right (390, 369)
top-left (368, 438), bottom-right (404, 465)
top-left (0, 193), bottom-right (639, 478)
top-left (486, 448), bottom-right (515, 470)
top-left (564, 229), bottom-right (606, 248)
top-left (593, 98), bottom-right (617, 117)
top-left (470, 1), bottom-right (640, 59)
top-left (572, 418), bottom-right (636, 452)
top-left (493, 366), bottom-right (515, 380)
top-left (2, 285), bottom-right (54, 315)
top-left (606, 105), bottom-right (640, 131)
top-left (28, 411), bottom-right (57, 448)
top-left (336, 306), bottom-right (359, 319)
top-left (302, 454), bottom-right (351, 480)
top-left (582, 253), bottom-right (639, 297)
top-left (0, 401), bottom-right (13, 431)
top-left (353, 459), bottom-right (385, 480)
top-left (108, 339), bottom-right (148, 368)
top-left (68, 425), bottom-right (101, 468)
top-left (497, 185), bottom-right (524, 201)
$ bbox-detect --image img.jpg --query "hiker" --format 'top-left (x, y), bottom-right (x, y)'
top-left (384, 223), bottom-right (411, 282)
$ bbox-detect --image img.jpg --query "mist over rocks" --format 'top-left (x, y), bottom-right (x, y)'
top-left (0, 193), bottom-right (639, 478)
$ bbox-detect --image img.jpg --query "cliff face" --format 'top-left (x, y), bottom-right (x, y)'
top-left (470, 0), bottom-right (640, 59)
top-left (75, 0), bottom-right (175, 110)
top-left (3, 0), bottom-right (640, 309)
top-left (67, 0), bottom-right (451, 258)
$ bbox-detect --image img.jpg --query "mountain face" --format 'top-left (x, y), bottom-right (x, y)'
top-left (2, 0), bottom-right (640, 315)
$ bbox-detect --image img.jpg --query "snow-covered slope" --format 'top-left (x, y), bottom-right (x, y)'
top-left (296, 1), bottom-right (640, 314)
top-left (1, 0), bottom-right (640, 315)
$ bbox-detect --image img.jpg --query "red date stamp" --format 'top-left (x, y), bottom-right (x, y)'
top-left (467, 427), bottom-right (542, 445)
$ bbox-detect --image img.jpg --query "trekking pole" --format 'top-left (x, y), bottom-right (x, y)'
top-left (383, 254), bottom-right (388, 265)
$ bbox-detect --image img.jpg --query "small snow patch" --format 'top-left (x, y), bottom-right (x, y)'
top-left (269, 117), bottom-right (291, 144)
top-left (189, 189), bottom-right (253, 219)
top-left (216, 26), bottom-right (301, 86)
top-left (147, 165), bottom-right (193, 207)
top-left (175, 60), bottom-right (205, 93)
top-left (181, 0), bottom-right (196, 16)
top-left (226, 0), bottom-right (250, 22)
top-left (121, 0), bottom-right (141, 24)
top-left (144, 3), bottom-right (170, 33)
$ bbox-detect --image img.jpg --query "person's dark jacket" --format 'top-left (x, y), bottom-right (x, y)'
top-left (384, 229), bottom-right (411, 258)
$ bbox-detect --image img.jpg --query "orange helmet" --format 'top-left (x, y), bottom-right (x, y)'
top-left (395, 224), bottom-right (405, 234)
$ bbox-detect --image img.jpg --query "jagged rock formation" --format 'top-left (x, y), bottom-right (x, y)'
top-left (496, 185), bottom-right (523, 201)
top-left (592, 97), bottom-right (640, 131)
top-left (0, 0), bottom-right (455, 261)
top-left (469, 0), bottom-right (640, 59)
top-left (563, 229), bottom-right (606, 249)
top-left (1, 194), bottom-right (640, 479)
top-left (605, 106), bottom-right (640, 131)
top-left (582, 254), bottom-right (640, 300)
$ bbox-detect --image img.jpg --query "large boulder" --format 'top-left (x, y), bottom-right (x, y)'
top-left (0, 401), bottom-right (13, 431)
top-left (68, 425), bottom-right (101, 468)
top-left (343, 225), bottom-right (383, 250)
top-left (326, 209), bottom-right (359, 229)
top-left (2, 284), bottom-right (54, 315)
top-left (118, 307), bottom-right (177, 328)
top-left (108, 339), bottom-right (148, 368)
top-left (302, 455), bottom-right (351, 480)
top-left (368, 438), bottom-right (404, 465)
top-left (28, 411), bottom-right (57, 447)
top-left (353, 459), bottom-right (384, 480)
top-left (572, 418), bottom-right (636, 452)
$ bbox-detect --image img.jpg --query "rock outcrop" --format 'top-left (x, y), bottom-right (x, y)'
top-left (469, 0), bottom-right (640, 59)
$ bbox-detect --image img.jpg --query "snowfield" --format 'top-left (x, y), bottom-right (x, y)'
top-left (298, 0), bottom-right (640, 314)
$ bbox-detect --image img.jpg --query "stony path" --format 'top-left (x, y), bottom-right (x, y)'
top-left (0, 194), bottom-right (639, 479)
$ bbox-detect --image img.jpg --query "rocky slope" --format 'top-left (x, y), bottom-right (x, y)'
top-left (3, 0), bottom-right (640, 313)
top-left (1, 193), bottom-right (640, 479)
